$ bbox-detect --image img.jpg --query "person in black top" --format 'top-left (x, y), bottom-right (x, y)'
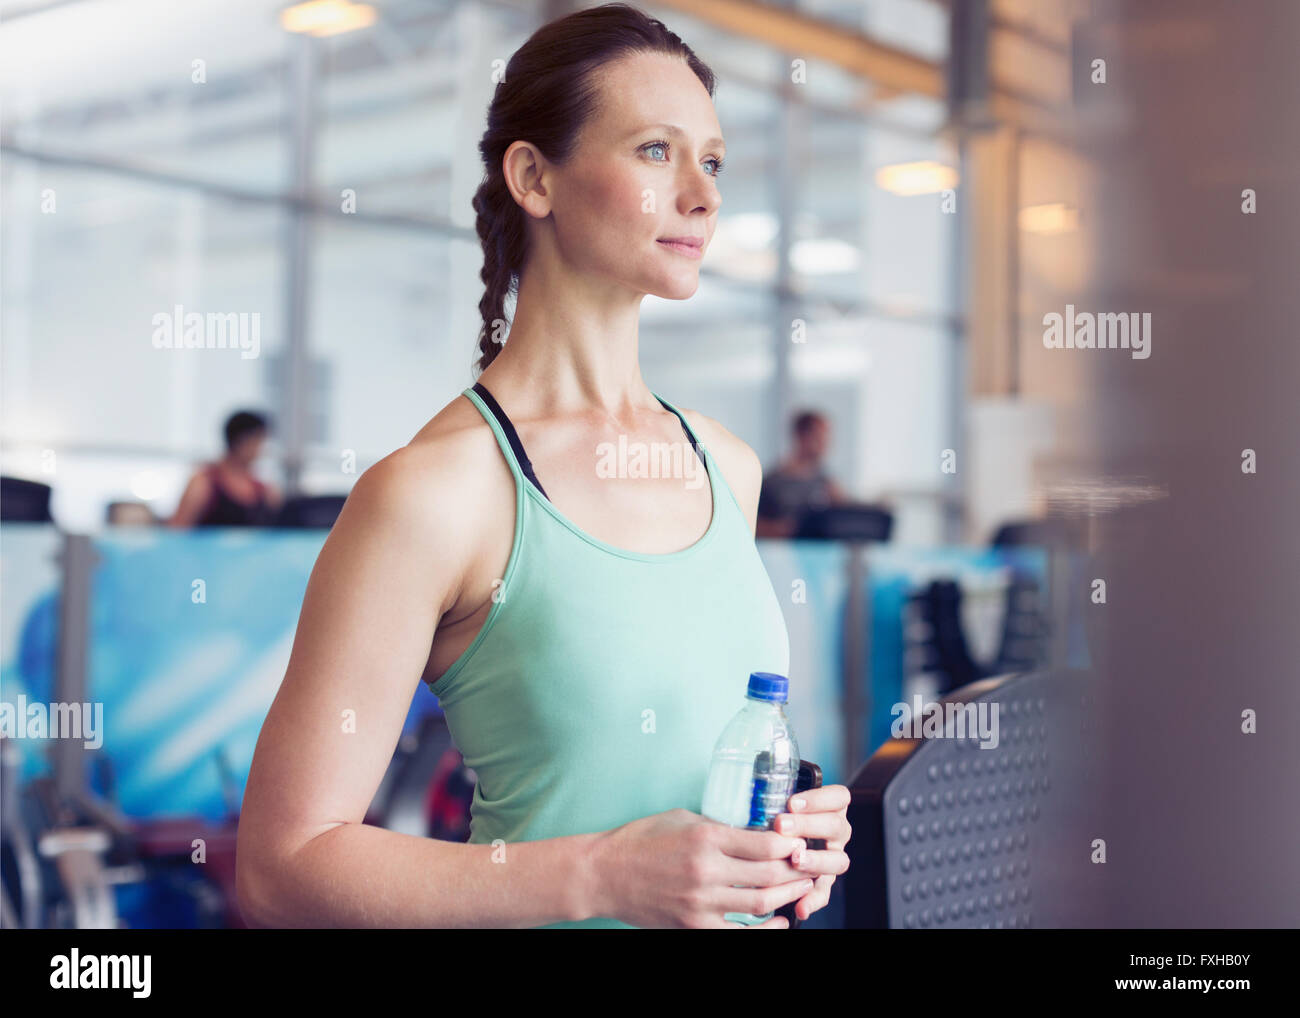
top-left (168, 410), bottom-right (283, 528)
top-left (755, 409), bottom-right (850, 538)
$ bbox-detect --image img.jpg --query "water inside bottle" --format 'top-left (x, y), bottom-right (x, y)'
top-left (703, 750), bottom-right (796, 925)
top-left (701, 674), bottom-right (800, 927)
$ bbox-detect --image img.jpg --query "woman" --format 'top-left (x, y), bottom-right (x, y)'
top-left (167, 410), bottom-right (281, 528)
top-left (236, 2), bottom-right (850, 929)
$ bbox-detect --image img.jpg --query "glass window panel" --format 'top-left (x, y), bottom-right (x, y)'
top-left (1, 0), bottom-right (960, 541)
top-left (311, 0), bottom-right (520, 222)
top-left (1, 156), bottom-right (284, 459)
top-left (1, 156), bottom-right (285, 527)
top-left (798, 116), bottom-right (957, 314)
top-left (788, 314), bottom-right (954, 545)
top-left (707, 78), bottom-right (782, 289)
top-left (306, 218), bottom-right (479, 475)
top-left (0, 0), bottom-right (291, 192)
top-left (801, 0), bottom-right (950, 62)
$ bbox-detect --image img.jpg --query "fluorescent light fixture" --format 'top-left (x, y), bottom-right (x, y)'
top-left (792, 346), bottom-right (872, 380)
top-left (1019, 202), bottom-right (1080, 234)
top-left (791, 237), bottom-right (861, 275)
top-left (874, 160), bottom-right (958, 196)
top-left (281, 0), bottom-right (377, 37)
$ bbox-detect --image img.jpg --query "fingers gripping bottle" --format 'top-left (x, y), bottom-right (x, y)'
top-left (700, 671), bottom-right (800, 926)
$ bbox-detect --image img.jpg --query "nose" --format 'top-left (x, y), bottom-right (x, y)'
top-left (678, 162), bottom-right (721, 218)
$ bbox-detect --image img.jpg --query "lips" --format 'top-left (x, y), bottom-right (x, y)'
top-left (657, 236), bottom-right (705, 259)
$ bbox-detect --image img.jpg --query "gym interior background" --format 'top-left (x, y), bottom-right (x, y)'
top-left (2, 0), bottom-right (1296, 929)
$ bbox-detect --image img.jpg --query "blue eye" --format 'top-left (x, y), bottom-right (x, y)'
top-left (642, 139), bottom-right (726, 178)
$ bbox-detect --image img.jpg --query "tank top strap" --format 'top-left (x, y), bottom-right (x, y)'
top-left (462, 385), bottom-right (548, 498)
top-left (466, 385), bottom-right (707, 494)
top-left (650, 391), bottom-right (709, 468)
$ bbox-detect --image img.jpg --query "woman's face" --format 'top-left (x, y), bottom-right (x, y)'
top-left (541, 51), bottom-right (724, 301)
top-left (234, 430), bottom-right (266, 466)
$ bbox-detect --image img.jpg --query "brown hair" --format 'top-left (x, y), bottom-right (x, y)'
top-left (793, 411), bottom-right (826, 438)
top-left (470, 2), bottom-right (716, 377)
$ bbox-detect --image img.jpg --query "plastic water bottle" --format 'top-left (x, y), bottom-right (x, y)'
top-left (700, 671), bottom-right (800, 926)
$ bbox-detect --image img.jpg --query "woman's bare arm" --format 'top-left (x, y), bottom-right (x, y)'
top-left (165, 470), bottom-right (213, 528)
top-left (263, 481), bottom-right (285, 513)
top-left (235, 439), bottom-right (604, 928)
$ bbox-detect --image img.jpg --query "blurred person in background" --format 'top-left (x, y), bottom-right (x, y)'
top-left (755, 410), bottom-right (850, 538)
top-left (167, 410), bottom-right (282, 528)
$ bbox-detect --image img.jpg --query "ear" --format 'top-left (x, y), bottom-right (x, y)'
top-left (501, 140), bottom-right (553, 220)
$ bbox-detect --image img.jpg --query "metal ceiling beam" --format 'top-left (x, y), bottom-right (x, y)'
top-left (653, 0), bottom-right (1068, 139)
top-left (653, 0), bottom-right (945, 99)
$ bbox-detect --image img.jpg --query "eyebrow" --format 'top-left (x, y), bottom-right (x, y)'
top-left (630, 123), bottom-right (726, 151)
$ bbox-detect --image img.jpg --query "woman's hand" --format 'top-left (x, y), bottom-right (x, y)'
top-left (591, 808), bottom-right (815, 928)
top-left (772, 784), bottom-right (852, 921)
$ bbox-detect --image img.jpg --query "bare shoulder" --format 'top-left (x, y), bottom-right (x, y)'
top-left (365, 392), bottom-right (502, 513)
top-left (677, 406), bottom-right (763, 525)
top-left (186, 466), bottom-right (215, 492)
top-left (397, 390), bottom-right (498, 473)
top-left (339, 393), bottom-right (507, 600)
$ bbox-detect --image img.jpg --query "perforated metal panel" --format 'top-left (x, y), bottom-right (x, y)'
top-left (847, 669), bottom-right (1104, 928)
top-left (885, 693), bottom-right (1048, 928)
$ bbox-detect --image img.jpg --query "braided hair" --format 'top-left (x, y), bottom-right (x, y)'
top-left (470, 2), bottom-right (716, 377)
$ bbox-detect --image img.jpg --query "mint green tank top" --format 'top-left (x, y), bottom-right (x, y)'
top-left (426, 386), bottom-right (791, 929)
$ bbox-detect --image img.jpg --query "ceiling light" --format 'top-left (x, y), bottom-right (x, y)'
top-left (281, 1), bottom-right (377, 37)
top-left (875, 160), bottom-right (958, 196)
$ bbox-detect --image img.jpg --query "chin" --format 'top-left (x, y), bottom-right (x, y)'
top-left (647, 274), bottom-right (701, 301)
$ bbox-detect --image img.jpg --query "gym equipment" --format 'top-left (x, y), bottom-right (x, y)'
top-left (846, 668), bottom-right (1104, 928)
top-left (904, 574), bottom-right (1050, 697)
top-left (0, 476), bottom-right (54, 523)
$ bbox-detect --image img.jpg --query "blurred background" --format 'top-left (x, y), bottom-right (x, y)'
top-left (3, 0), bottom-right (1295, 930)
top-left (1, 0), bottom-right (1077, 541)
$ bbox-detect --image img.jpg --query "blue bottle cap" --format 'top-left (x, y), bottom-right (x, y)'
top-left (747, 671), bottom-right (789, 703)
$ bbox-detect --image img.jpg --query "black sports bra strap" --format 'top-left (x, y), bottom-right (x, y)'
top-left (653, 396), bottom-right (707, 471)
top-left (471, 382), bottom-right (550, 500)
top-left (471, 383), bottom-right (707, 504)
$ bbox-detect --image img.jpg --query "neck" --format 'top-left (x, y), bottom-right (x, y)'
top-left (477, 256), bottom-right (658, 425)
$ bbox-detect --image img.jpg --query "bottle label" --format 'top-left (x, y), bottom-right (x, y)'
top-left (745, 750), bottom-right (791, 829)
